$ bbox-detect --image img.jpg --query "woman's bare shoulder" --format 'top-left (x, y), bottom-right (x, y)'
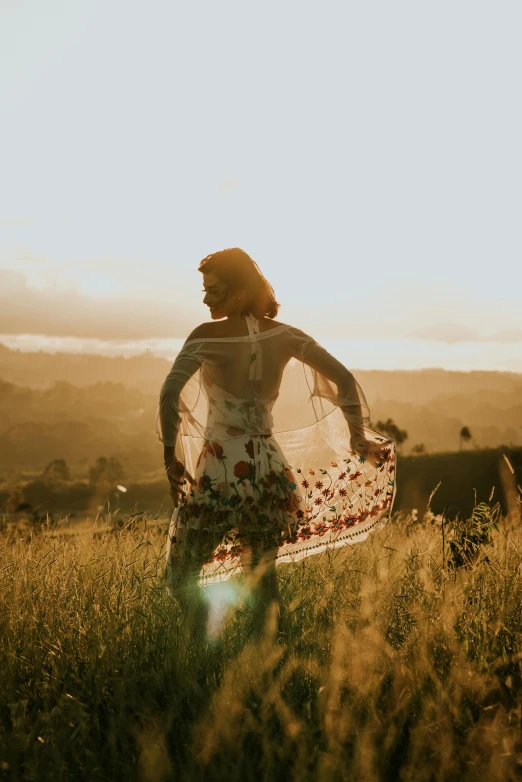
top-left (186, 318), bottom-right (290, 341)
top-left (258, 318), bottom-right (287, 332)
top-left (185, 322), bottom-right (220, 341)
top-left (277, 322), bottom-right (308, 336)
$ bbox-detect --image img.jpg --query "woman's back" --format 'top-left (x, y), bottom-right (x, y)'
top-left (185, 317), bottom-right (294, 403)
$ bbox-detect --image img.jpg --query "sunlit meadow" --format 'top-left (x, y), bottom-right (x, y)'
top-left (1, 476), bottom-right (522, 781)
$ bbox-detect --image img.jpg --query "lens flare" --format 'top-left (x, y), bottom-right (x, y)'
top-left (203, 581), bottom-right (242, 639)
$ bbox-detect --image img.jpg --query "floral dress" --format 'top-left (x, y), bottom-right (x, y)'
top-left (158, 314), bottom-right (396, 586)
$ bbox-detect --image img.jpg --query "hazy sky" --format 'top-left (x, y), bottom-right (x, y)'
top-left (1, 1), bottom-right (521, 362)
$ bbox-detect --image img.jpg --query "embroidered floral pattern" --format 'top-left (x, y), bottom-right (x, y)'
top-left (167, 434), bottom-right (396, 585)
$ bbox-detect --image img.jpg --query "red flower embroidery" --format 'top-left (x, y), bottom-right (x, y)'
top-left (315, 481), bottom-right (323, 490)
top-left (301, 479), bottom-right (309, 488)
top-left (201, 441), bottom-right (223, 460)
top-left (365, 480), bottom-right (372, 487)
top-left (314, 497), bottom-right (322, 506)
top-left (338, 488), bottom-right (347, 497)
top-left (226, 425), bottom-right (246, 437)
top-left (338, 472), bottom-right (347, 480)
top-left (234, 461), bottom-right (250, 478)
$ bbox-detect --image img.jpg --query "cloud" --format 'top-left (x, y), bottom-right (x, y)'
top-left (0, 270), bottom-right (194, 339)
top-left (217, 178), bottom-right (239, 194)
top-left (489, 329), bottom-right (522, 342)
top-left (407, 323), bottom-right (481, 343)
top-left (407, 322), bottom-right (522, 344)
top-left (0, 218), bottom-right (32, 227)
top-left (0, 217), bottom-right (33, 228)
top-left (14, 249), bottom-right (48, 264)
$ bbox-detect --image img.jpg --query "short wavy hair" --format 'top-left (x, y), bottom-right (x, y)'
top-left (198, 248), bottom-right (280, 319)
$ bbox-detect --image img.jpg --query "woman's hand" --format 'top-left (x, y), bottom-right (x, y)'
top-left (166, 459), bottom-right (194, 507)
top-left (350, 437), bottom-right (390, 466)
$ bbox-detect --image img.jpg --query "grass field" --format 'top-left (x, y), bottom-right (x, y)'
top-left (1, 479), bottom-right (522, 781)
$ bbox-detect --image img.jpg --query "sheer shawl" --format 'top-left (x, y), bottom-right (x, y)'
top-left (158, 317), bottom-right (396, 584)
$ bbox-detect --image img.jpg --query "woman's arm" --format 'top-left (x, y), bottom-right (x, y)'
top-left (159, 325), bottom-right (213, 458)
top-left (288, 329), bottom-right (383, 457)
top-left (158, 343), bottom-right (202, 449)
top-left (158, 339), bottom-right (203, 504)
top-left (295, 336), bottom-right (366, 436)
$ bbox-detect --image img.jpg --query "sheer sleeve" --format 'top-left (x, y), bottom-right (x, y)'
top-left (157, 341), bottom-right (203, 447)
top-left (288, 328), bottom-right (369, 440)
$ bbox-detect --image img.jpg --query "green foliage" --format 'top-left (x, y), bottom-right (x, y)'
top-left (42, 458), bottom-right (71, 483)
top-left (460, 425), bottom-right (473, 450)
top-left (447, 501), bottom-right (499, 570)
top-left (22, 480), bottom-right (91, 514)
top-left (375, 417), bottom-right (408, 447)
top-left (88, 456), bottom-right (124, 490)
top-left (4, 483), bottom-right (25, 514)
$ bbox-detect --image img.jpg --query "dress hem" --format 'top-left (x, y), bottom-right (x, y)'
top-left (196, 513), bottom-right (391, 586)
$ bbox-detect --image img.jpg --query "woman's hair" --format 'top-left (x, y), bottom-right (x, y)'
top-left (198, 248), bottom-right (280, 319)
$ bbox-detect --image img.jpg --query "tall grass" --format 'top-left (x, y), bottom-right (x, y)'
top-left (1, 498), bottom-right (522, 781)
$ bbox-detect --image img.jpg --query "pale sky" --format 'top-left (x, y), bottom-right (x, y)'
top-left (1, 1), bottom-right (521, 368)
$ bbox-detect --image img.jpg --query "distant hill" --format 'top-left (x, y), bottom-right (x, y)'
top-left (2, 341), bottom-right (522, 402)
top-left (0, 342), bottom-right (169, 395)
top-left (0, 343), bottom-right (521, 472)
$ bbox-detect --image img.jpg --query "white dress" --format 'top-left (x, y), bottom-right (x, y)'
top-left (157, 315), bottom-right (396, 586)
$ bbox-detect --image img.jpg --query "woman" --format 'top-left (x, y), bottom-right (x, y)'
top-left (158, 248), bottom-right (396, 617)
